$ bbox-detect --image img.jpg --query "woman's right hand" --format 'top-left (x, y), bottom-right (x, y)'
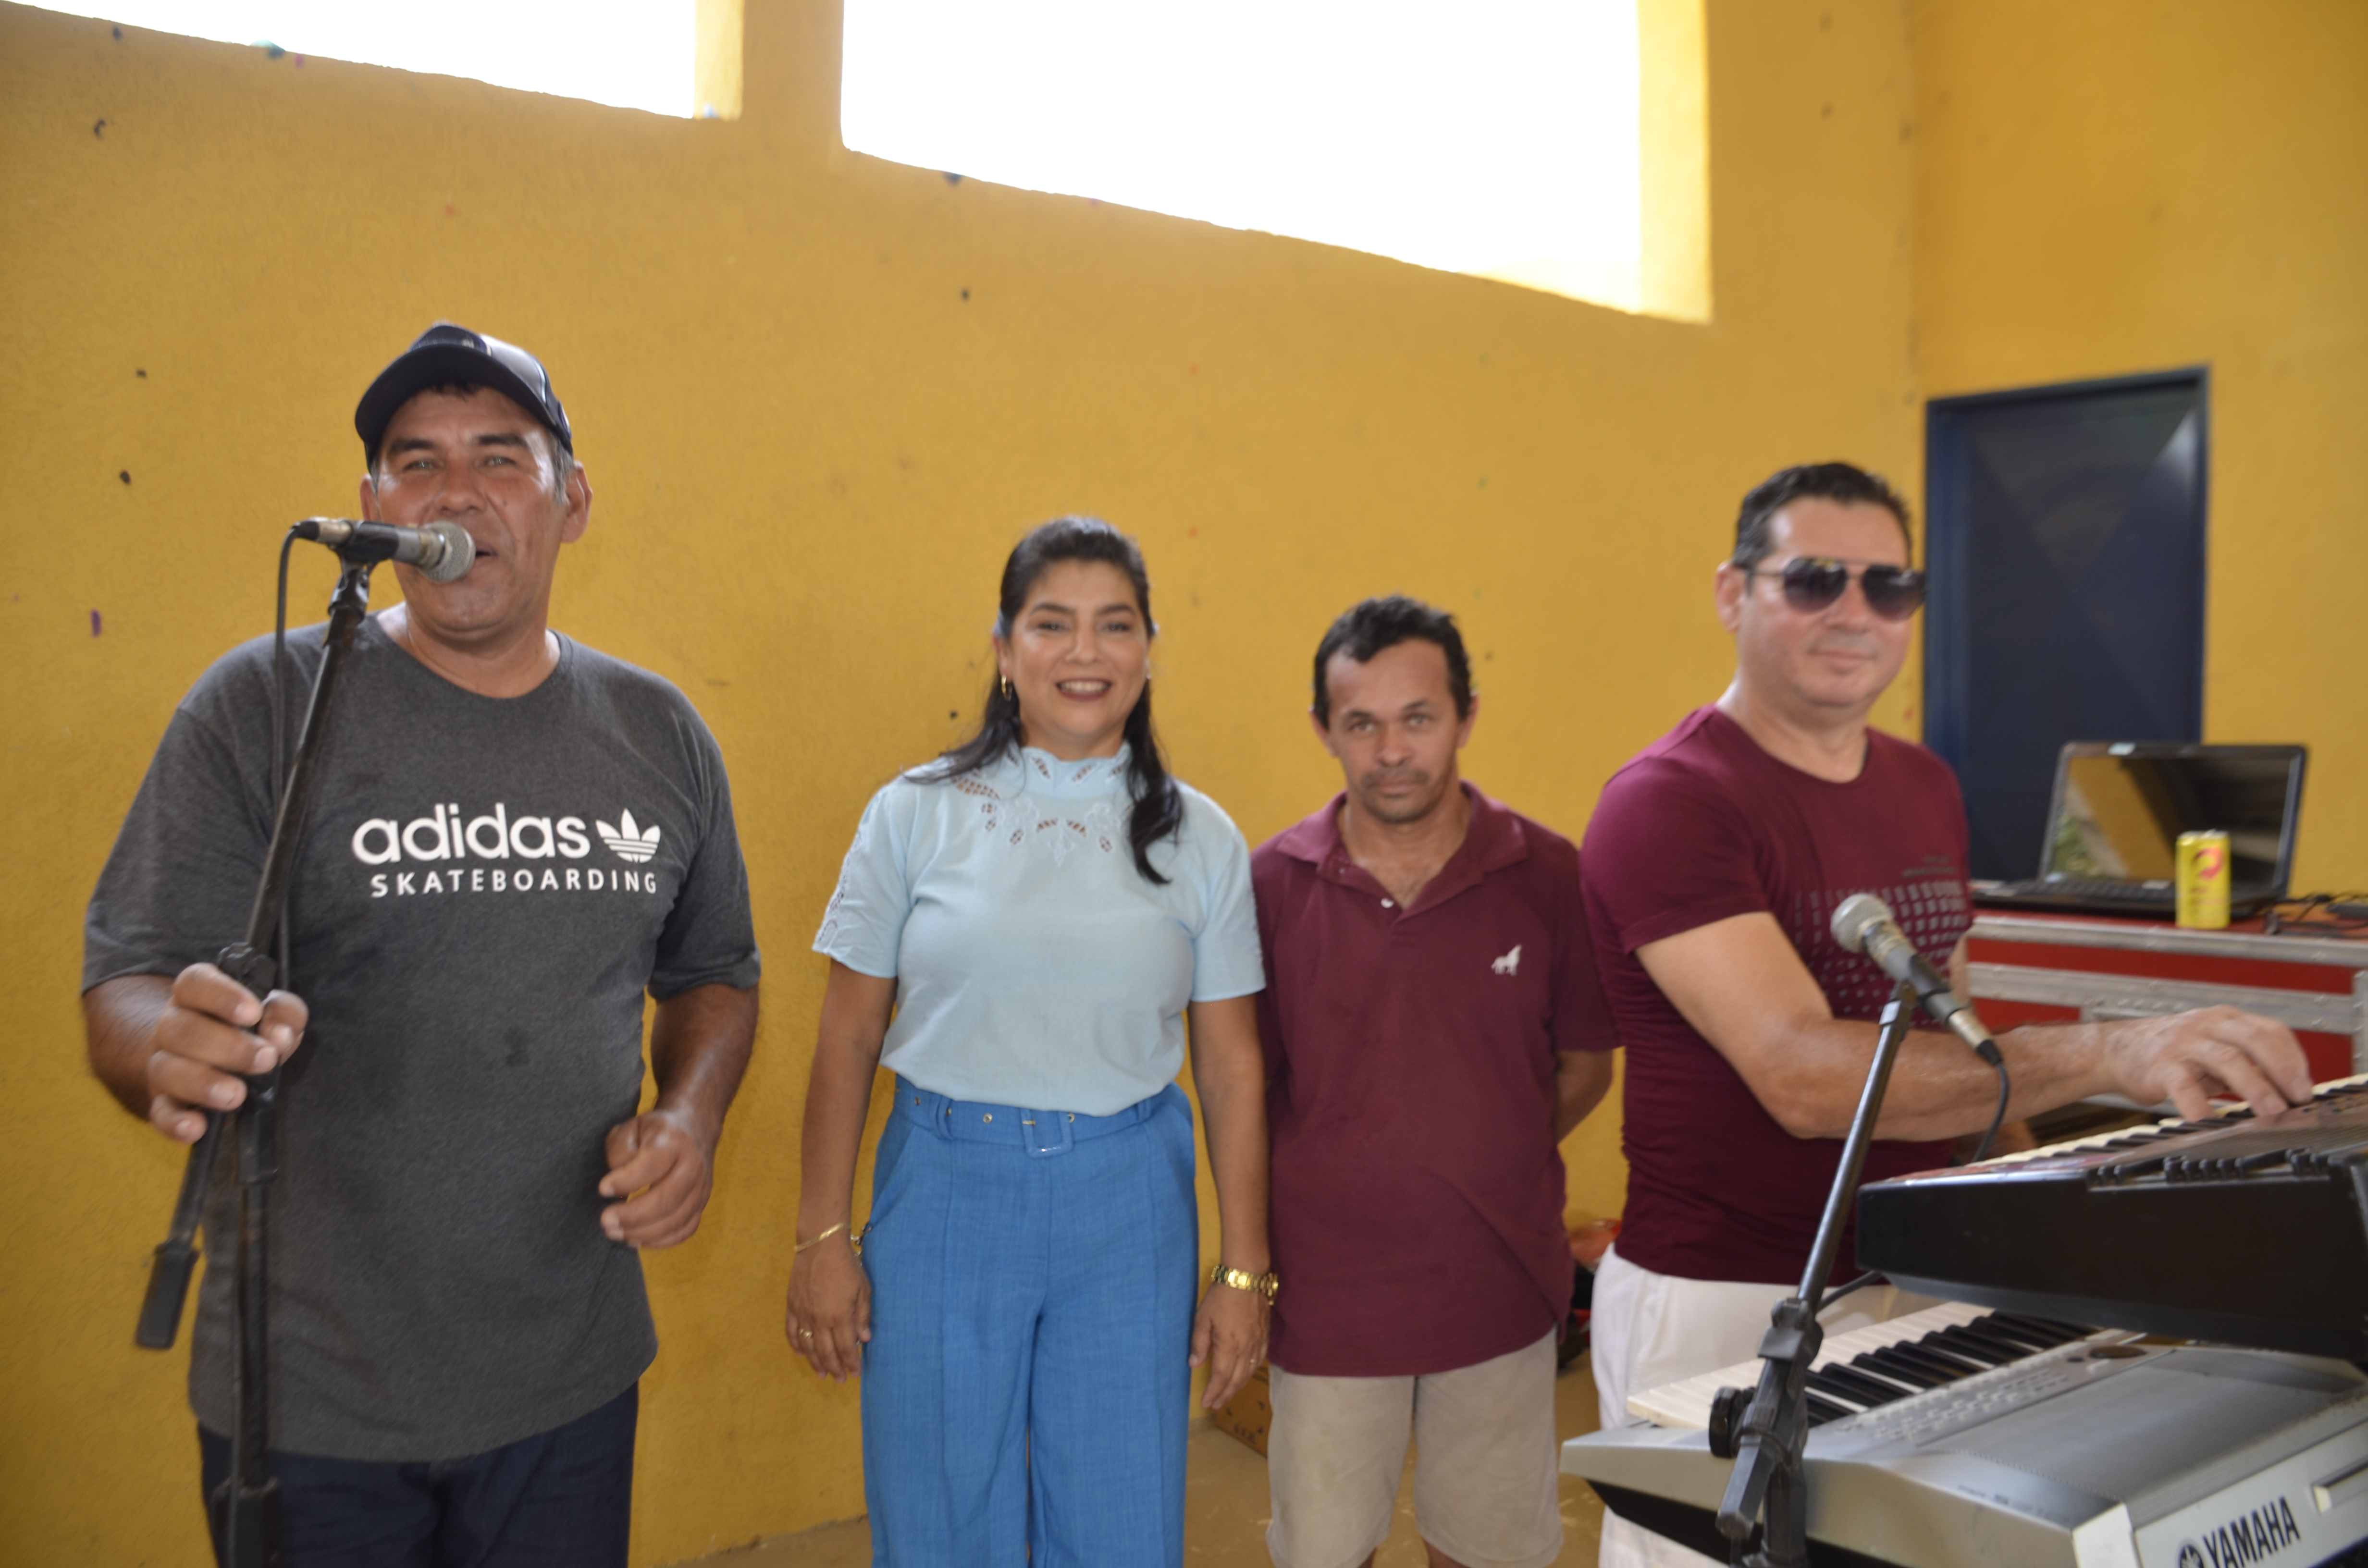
top-left (788, 964), bottom-right (897, 1383)
top-left (786, 1234), bottom-right (872, 1381)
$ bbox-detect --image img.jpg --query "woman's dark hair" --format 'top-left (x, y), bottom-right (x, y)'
top-left (928, 516), bottom-right (1185, 884)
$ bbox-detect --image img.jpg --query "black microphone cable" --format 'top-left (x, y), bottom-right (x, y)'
top-left (1967, 1049), bottom-right (2011, 1166)
top-left (272, 527), bottom-right (303, 989)
top-left (1819, 983), bottom-right (2014, 1318)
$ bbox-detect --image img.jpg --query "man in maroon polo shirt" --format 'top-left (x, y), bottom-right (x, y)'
top-left (1253, 596), bottom-right (1619, 1568)
top-left (1581, 462), bottom-right (2310, 1568)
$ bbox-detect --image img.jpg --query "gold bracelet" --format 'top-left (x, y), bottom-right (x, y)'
top-left (1209, 1262), bottom-right (1280, 1302)
top-left (794, 1220), bottom-right (849, 1254)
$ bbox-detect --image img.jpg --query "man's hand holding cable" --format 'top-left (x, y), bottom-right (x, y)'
top-left (84, 963), bottom-right (309, 1145)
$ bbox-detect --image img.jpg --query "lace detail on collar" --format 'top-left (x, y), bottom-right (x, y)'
top-left (954, 770), bottom-right (1125, 865)
top-left (1011, 747), bottom-right (1130, 792)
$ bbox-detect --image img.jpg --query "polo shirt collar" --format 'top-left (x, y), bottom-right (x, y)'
top-left (1279, 782), bottom-right (1529, 914)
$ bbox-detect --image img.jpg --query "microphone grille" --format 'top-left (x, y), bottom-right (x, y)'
top-left (420, 521), bottom-right (476, 584)
top-left (1830, 893), bottom-right (1894, 955)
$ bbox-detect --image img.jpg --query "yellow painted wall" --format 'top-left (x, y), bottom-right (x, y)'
top-left (6, 0), bottom-right (2215, 1561)
top-left (1912, 0), bottom-right (2368, 893)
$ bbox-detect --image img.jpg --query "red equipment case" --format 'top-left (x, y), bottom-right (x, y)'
top-left (1966, 912), bottom-right (2368, 1083)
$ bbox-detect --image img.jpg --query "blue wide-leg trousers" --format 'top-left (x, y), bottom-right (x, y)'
top-left (860, 1078), bottom-right (1198, 1568)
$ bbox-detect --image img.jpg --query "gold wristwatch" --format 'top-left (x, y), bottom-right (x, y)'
top-left (1209, 1262), bottom-right (1280, 1302)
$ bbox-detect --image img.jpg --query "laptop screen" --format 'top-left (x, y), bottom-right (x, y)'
top-left (2042, 744), bottom-right (2306, 893)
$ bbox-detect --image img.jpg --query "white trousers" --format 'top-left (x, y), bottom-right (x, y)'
top-left (1587, 1246), bottom-right (1933, 1567)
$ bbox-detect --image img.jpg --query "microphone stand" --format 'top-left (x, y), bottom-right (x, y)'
top-left (135, 552), bottom-right (379, 1568)
top-left (1707, 979), bottom-right (1919, 1568)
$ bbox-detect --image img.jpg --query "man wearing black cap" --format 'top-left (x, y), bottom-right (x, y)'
top-left (82, 325), bottom-right (763, 1565)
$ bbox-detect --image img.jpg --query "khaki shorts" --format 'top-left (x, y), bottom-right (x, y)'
top-left (1266, 1331), bottom-right (1562, 1568)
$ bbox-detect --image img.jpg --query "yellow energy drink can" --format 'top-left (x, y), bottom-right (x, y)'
top-left (2176, 830), bottom-right (2232, 929)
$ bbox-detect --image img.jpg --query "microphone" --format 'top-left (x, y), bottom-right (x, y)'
top-left (1830, 893), bottom-right (2003, 1065)
top-left (295, 518), bottom-right (474, 583)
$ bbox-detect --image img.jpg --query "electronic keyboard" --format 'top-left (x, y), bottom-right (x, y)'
top-left (1855, 1076), bottom-right (2368, 1360)
top-left (1626, 1299), bottom-right (2135, 1431)
top-left (1568, 1339), bottom-right (2368, 1567)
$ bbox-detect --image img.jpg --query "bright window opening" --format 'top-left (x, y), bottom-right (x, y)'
top-left (842, 0), bottom-right (1707, 318)
top-left (37, 1), bottom-right (734, 120)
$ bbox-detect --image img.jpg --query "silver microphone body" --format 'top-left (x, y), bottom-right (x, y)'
top-left (1830, 892), bottom-right (2000, 1062)
top-left (297, 518), bottom-right (475, 583)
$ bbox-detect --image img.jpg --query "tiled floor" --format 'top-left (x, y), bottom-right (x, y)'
top-left (675, 1353), bottom-right (1606, 1567)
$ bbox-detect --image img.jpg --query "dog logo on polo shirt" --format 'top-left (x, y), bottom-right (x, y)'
top-left (1492, 945), bottom-right (1522, 976)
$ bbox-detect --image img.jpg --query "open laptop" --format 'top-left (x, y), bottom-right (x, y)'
top-left (1971, 741), bottom-right (2308, 919)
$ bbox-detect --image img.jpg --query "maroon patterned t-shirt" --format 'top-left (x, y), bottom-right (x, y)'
top-left (1581, 706), bottom-right (1972, 1286)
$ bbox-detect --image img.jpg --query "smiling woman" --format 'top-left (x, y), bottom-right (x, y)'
top-left (992, 559), bottom-right (1153, 770)
top-left (787, 517), bottom-right (1276, 1568)
top-left (931, 520), bottom-right (1178, 876)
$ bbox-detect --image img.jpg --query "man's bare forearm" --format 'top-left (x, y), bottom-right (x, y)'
top-left (1737, 1012), bottom-right (2110, 1141)
top-left (1759, 1010), bottom-right (2303, 1143)
top-left (1640, 914), bottom-right (2306, 1142)
top-left (649, 982), bottom-right (759, 1150)
top-left (1553, 1050), bottom-right (1616, 1141)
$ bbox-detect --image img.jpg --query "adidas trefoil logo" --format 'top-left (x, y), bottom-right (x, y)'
top-left (597, 810), bottom-right (663, 864)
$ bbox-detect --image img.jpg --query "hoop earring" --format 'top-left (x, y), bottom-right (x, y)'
top-left (999, 674), bottom-right (1013, 701)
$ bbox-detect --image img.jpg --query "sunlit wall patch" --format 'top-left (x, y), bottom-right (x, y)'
top-left (33, 0), bottom-right (728, 120)
top-left (842, 0), bottom-right (1708, 319)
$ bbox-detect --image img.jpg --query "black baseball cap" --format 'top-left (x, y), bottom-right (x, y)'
top-left (354, 322), bottom-right (574, 463)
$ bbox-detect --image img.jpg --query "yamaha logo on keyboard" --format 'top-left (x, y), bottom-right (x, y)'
top-left (2177, 1494), bottom-right (2304, 1567)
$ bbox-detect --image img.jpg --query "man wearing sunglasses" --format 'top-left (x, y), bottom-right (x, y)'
top-left (1578, 462), bottom-right (2310, 1568)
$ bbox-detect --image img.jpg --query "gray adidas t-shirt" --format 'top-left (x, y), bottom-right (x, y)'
top-left (85, 617), bottom-right (761, 1461)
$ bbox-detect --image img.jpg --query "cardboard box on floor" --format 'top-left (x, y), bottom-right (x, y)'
top-left (1208, 1362), bottom-right (1271, 1456)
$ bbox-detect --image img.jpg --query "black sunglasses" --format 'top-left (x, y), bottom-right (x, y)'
top-left (1745, 556), bottom-right (1927, 621)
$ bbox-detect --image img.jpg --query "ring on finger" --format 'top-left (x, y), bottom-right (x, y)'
top-left (797, 1327), bottom-right (814, 1341)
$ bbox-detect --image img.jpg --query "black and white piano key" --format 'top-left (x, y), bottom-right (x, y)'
top-left (1625, 1301), bottom-right (2135, 1430)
